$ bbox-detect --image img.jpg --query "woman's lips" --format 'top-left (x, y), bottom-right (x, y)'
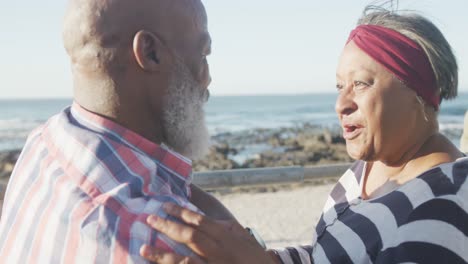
top-left (342, 124), bottom-right (363, 140)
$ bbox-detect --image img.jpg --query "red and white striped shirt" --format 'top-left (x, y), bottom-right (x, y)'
top-left (0, 103), bottom-right (198, 263)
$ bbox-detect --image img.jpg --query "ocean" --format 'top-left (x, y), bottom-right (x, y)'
top-left (0, 93), bottom-right (467, 152)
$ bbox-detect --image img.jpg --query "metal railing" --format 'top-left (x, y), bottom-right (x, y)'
top-left (193, 163), bottom-right (351, 189)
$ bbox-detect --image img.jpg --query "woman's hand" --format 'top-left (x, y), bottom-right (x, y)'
top-left (140, 203), bottom-right (279, 264)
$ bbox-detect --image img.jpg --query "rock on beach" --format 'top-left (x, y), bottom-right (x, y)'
top-left (0, 127), bottom-right (351, 207)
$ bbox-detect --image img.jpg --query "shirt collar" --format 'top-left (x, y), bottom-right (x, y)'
top-left (71, 102), bottom-right (193, 179)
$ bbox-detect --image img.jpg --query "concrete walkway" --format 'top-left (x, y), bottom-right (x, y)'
top-left (214, 183), bottom-right (334, 249)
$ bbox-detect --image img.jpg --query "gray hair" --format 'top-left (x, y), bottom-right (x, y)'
top-left (357, 4), bottom-right (458, 102)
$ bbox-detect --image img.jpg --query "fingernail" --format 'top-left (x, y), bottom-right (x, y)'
top-left (147, 215), bottom-right (159, 225)
top-left (163, 203), bottom-right (174, 212)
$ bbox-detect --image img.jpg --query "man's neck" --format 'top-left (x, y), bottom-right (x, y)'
top-left (74, 92), bottom-right (165, 147)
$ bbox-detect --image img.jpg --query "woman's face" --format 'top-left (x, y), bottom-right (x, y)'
top-left (335, 41), bottom-right (424, 164)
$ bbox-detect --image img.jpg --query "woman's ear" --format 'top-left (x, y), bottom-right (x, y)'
top-left (133, 30), bottom-right (170, 72)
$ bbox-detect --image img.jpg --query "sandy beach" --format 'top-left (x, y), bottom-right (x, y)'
top-left (212, 182), bottom-right (335, 249)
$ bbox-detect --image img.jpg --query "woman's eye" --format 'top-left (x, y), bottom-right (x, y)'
top-left (353, 81), bottom-right (369, 89)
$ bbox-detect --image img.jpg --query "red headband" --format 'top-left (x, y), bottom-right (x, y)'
top-left (347, 24), bottom-right (439, 110)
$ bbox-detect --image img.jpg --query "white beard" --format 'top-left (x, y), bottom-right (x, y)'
top-left (161, 60), bottom-right (210, 160)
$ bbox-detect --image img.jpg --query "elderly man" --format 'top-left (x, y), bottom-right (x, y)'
top-left (0, 0), bottom-right (232, 263)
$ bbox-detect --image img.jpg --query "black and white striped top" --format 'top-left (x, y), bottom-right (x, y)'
top-left (276, 158), bottom-right (468, 263)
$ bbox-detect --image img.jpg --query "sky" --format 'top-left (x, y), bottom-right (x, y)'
top-left (0, 0), bottom-right (467, 99)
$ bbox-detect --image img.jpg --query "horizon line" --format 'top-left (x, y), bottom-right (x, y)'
top-left (1, 90), bottom-right (468, 101)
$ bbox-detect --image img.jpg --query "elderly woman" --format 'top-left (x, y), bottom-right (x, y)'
top-left (139, 6), bottom-right (468, 264)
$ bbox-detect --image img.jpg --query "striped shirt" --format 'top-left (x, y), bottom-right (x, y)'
top-left (0, 103), bottom-right (199, 263)
top-left (276, 158), bottom-right (468, 263)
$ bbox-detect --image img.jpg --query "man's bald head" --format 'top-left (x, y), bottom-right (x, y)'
top-left (63, 0), bottom-right (206, 72)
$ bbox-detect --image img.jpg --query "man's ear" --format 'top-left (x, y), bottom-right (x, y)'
top-left (133, 30), bottom-right (169, 72)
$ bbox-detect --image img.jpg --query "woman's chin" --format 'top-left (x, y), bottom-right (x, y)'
top-left (346, 144), bottom-right (370, 161)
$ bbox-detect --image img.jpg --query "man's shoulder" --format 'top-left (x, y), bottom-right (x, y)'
top-left (84, 196), bottom-right (196, 259)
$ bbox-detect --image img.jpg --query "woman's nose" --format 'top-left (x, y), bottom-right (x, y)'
top-left (335, 88), bottom-right (358, 117)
